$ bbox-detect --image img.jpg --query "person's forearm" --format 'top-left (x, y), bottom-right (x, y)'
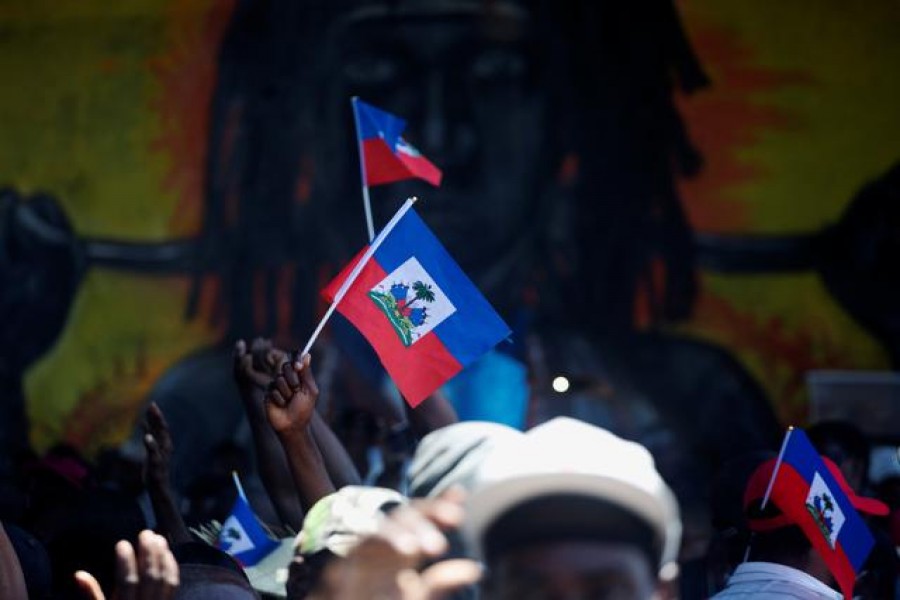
top-left (146, 481), bottom-right (192, 546)
top-left (311, 411), bottom-right (362, 487)
top-left (246, 396), bottom-right (306, 530)
top-left (278, 428), bottom-right (336, 511)
top-left (406, 391), bottom-right (458, 438)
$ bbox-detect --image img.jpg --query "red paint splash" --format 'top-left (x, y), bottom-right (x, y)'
top-left (669, 10), bottom-right (834, 417)
top-left (691, 289), bottom-right (851, 424)
top-left (149, 0), bottom-right (236, 237)
top-left (676, 19), bottom-right (813, 232)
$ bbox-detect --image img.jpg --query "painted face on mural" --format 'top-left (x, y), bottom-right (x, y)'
top-left (318, 2), bottom-right (551, 298)
top-left (0, 189), bottom-right (82, 375)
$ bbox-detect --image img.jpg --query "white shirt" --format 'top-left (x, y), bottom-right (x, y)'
top-left (711, 561), bottom-right (842, 600)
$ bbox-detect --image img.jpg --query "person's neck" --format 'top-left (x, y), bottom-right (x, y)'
top-left (801, 551), bottom-right (836, 588)
top-left (758, 552), bottom-right (834, 588)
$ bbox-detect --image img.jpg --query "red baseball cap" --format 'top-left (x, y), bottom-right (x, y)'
top-left (743, 456), bottom-right (888, 532)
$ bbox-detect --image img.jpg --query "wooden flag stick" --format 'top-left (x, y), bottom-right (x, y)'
top-left (299, 197), bottom-right (418, 357)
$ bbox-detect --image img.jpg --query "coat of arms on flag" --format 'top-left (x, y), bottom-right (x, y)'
top-left (806, 472), bottom-right (846, 548)
top-left (368, 258), bottom-right (457, 347)
top-left (217, 474), bottom-right (279, 567)
top-left (220, 512), bottom-right (256, 556)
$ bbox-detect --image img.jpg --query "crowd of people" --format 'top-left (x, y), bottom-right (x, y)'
top-left (2, 338), bottom-right (900, 599)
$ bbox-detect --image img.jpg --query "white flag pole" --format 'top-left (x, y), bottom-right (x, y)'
top-left (299, 197), bottom-right (418, 357)
top-left (760, 426), bottom-right (793, 510)
top-left (351, 96), bottom-right (376, 242)
top-left (231, 471), bottom-right (248, 502)
top-left (742, 426), bottom-right (794, 563)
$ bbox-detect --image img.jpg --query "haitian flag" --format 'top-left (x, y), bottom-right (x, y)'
top-left (751, 428), bottom-right (878, 599)
top-left (353, 97), bottom-right (443, 187)
top-left (218, 491), bottom-right (279, 567)
top-left (323, 207), bottom-right (509, 406)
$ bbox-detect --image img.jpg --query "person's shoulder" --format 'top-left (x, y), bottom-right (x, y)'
top-left (714, 562), bottom-right (841, 600)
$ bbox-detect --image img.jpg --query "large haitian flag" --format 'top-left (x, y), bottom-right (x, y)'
top-left (323, 207), bottom-right (509, 406)
top-left (752, 428), bottom-right (876, 599)
top-left (353, 98), bottom-right (442, 187)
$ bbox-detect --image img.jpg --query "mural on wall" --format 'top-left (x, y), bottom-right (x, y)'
top-left (1, 0), bottom-right (898, 508)
top-left (675, 0), bottom-right (900, 424)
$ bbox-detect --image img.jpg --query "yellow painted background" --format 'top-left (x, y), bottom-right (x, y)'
top-left (0, 1), bottom-right (220, 452)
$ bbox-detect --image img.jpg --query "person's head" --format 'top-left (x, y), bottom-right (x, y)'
top-left (171, 542), bottom-right (258, 600)
top-left (741, 454), bottom-right (888, 583)
top-left (706, 451), bottom-right (775, 587)
top-left (288, 485), bottom-right (406, 598)
top-left (465, 417), bottom-right (681, 600)
top-left (807, 420), bottom-right (870, 492)
top-left (408, 421), bottom-right (523, 499)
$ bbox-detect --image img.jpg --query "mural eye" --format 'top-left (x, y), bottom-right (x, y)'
top-left (343, 55), bottom-right (400, 88)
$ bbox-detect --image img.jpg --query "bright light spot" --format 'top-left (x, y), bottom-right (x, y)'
top-left (552, 376), bottom-right (570, 393)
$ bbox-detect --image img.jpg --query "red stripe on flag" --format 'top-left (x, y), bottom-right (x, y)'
top-left (323, 246), bottom-right (368, 302)
top-left (831, 542), bottom-right (860, 600)
top-left (328, 258), bottom-right (462, 406)
top-left (362, 139), bottom-right (415, 186)
top-left (396, 152), bottom-right (442, 186)
top-left (774, 465), bottom-right (859, 599)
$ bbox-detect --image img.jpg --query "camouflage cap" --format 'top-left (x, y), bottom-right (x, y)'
top-left (297, 485), bottom-right (406, 557)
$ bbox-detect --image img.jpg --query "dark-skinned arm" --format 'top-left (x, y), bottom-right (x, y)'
top-left (247, 340), bottom-right (361, 488)
top-left (234, 338), bottom-right (305, 531)
top-left (310, 411), bottom-right (362, 487)
top-left (267, 355), bottom-right (336, 511)
top-left (143, 403), bottom-right (193, 546)
top-left (405, 391), bottom-right (459, 439)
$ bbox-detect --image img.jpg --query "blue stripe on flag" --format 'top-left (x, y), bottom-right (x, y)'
top-left (355, 99), bottom-right (405, 150)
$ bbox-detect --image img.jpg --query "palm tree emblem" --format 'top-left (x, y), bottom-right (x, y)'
top-left (370, 280), bottom-right (438, 346)
top-left (412, 281), bottom-right (435, 303)
top-left (807, 489), bottom-right (837, 544)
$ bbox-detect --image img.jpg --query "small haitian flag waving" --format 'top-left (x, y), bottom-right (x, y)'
top-left (752, 428), bottom-right (881, 599)
top-left (353, 97), bottom-right (443, 187)
top-left (323, 206), bottom-right (509, 406)
top-left (218, 480), bottom-right (279, 567)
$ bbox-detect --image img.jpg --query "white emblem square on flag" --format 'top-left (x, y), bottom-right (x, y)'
top-left (369, 257), bottom-right (457, 347)
top-left (805, 472), bottom-right (846, 548)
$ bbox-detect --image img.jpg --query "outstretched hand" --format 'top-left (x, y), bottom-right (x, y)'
top-left (250, 337), bottom-right (290, 378)
top-left (143, 402), bottom-right (173, 488)
top-left (311, 488), bottom-right (481, 600)
top-left (265, 354), bottom-right (319, 437)
top-left (74, 530), bottom-right (179, 600)
top-left (233, 339), bottom-right (277, 392)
